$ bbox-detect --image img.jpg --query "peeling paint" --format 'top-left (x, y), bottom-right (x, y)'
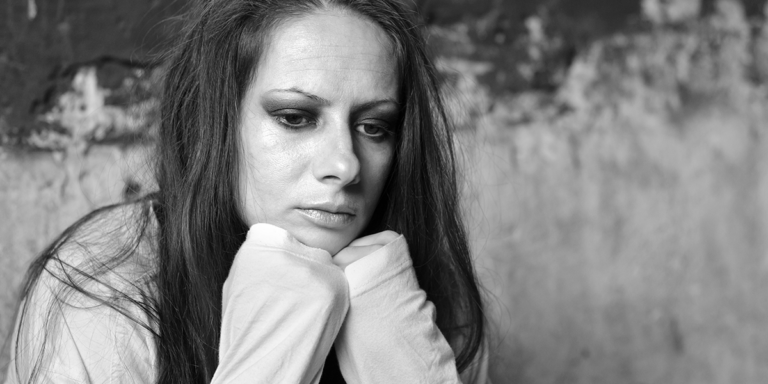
top-left (25, 64), bottom-right (160, 151)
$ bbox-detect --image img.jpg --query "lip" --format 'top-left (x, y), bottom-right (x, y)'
top-left (302, 202), bottom-right (356, 215)
top-left (297, 208), bottom-right (356, 228)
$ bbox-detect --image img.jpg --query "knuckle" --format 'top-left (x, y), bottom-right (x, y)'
top-left (380, 230), bottom-right (400, 242)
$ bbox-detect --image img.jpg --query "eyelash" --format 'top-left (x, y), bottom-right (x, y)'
top-left (355, 123), bottom-right (393, 141)
top-left (271, 111), bottom-right (394, 140)
top-left (273, 112), bottom-right (314, 129)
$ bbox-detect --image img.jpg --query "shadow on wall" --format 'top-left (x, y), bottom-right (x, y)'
top-left (2, 0), bottom-right (768, 383)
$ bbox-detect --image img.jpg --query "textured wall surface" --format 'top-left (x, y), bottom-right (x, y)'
top-left (2, 0), bottom-right (768, 383)
top-left (461, 21), bottom-right (768, 382)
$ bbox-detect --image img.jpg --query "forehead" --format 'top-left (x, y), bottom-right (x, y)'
top-left (254, 11), bottom-right (399, 99)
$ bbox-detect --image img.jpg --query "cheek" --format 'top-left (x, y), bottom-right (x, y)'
top-left (361, 143), bottom-right (395, 194)
top-left (237, 143), bottom-right (265, 225)
top-left (241, 120), bottom-right (301, 187)
top-left (238, 121), bottom-right (312, 223)
top-left (238, 124), bottom-right (285, 221)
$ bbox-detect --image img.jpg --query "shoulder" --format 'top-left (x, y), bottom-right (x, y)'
top-left (55, 199), bottom-right (157, 267)
top-left (21, 199), bottom-right (160, 332)
top-left (7, 200), bottom-right (160, 383)
top-left (44, 199), bottom-right (158, 300)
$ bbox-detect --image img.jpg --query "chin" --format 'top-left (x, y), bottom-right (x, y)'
top-left (291, 227), bottom-right (356, 256)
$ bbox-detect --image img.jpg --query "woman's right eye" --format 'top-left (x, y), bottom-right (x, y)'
top-left (273, 111), bottom-right (314, 129)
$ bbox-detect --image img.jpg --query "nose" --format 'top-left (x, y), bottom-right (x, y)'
top-left (312, 121), bottom-right (361, 186)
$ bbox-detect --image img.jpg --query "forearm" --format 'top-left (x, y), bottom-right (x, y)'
top-left (335, 236), bottom-right (461, 383)
top-left (213, 224), bottom-right (349, 384)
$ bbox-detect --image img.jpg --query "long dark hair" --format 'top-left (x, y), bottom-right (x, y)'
top-left (13, 0), bottom-right (484, 382)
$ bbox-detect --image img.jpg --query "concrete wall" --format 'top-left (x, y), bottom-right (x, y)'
top-left (462, 29), bottom-right (768, 381)
top-left (442, 2), bottom-right (768, 381)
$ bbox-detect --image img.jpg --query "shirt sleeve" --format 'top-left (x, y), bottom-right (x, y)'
top-left (211, 223), bottom-right (349, 384)
top-left (333, 235), bottom-right (463, 383)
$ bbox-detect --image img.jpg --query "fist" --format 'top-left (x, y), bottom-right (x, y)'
top-left (332, 230), bottom-right (400, 270)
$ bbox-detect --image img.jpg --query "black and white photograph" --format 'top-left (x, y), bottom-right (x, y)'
top-left (1, 0), bottom-right (767, 383)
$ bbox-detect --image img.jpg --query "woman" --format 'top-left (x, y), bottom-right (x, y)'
top-left (5, 0), bottom-right (488, 382)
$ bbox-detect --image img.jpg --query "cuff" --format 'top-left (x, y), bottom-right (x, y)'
top-left (343, 235), bottom-right (413, 298)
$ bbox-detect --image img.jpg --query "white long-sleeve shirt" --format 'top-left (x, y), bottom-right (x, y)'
top-left (5, 205), bottom-right (489, 383)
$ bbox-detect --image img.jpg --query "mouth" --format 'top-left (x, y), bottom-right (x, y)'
top-left (297, 205), bottom-right (356, 228)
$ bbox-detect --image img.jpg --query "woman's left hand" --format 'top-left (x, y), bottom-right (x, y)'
top-left (332, 230), bottom-right (400, 270)
top-left (332, 231), bottom-right (464, 383)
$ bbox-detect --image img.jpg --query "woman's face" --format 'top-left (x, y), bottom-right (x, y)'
top-left (238, 10), bottom-right (400, 255)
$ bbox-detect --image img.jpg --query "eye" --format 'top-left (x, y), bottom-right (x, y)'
top-left (273, 110), bottom-right (314, 128)
top-left (356, 123), bottom-right (392, 138)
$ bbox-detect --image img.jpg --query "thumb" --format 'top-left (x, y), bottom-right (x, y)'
top-left (347, 230), bottom-right (400, 247)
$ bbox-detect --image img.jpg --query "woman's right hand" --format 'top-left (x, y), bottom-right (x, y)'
top-left (213, 223), bottom-right (349, 383)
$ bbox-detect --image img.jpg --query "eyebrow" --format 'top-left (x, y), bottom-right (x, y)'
top-left (266, 87), bottom-right (401, 110)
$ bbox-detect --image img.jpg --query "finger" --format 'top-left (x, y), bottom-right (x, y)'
top-left (332, 244), bottom-right (383, 269)
top-left (348, 230), bottom-right (399, 247)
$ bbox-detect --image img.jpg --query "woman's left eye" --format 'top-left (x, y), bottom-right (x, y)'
top-left (356, 123), bottom-right (391, 138)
